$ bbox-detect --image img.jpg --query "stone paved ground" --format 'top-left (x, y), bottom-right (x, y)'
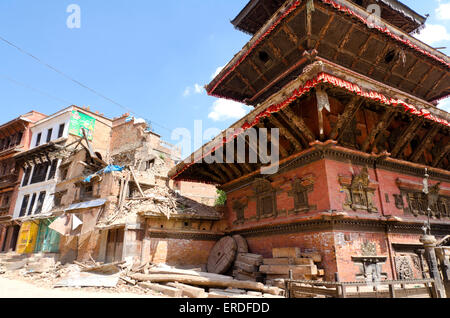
top-left (0, 277), bottom-right (162, 298)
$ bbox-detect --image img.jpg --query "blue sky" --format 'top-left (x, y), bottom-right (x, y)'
top-left (0, 1), bottom-right (449, 157)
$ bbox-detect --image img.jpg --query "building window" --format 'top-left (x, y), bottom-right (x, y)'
top-left (46, 128), bottom-right (53, 143)
top-left (146, 159), bottom-right (155, 170)
top-left (47, 159), bottom-right (58, 180)
top-left (22, 167), bottom-right (32, 187)
top-left (15, 132), bottom-right (23, 146)
top-left (60, 167), bottom-right (69, 181)
top-left (287, 176), bottom-right (317, 214)
top-left (30, 163), bottom-right (50, 184)
top-left (35, 133), bottom-right (42, 147)
top-left (80, 183), bottom-right (94, 199)
top-left (34, 192), bottom-right (46, 215)
top-left (58, 124), bottom-right (65, 138)
top-left (253, 179), bottom-right (277, 220)
top-left (28, 193), bottom-right (37, 216)
top-left (19, 195), bottom-right (30, 217)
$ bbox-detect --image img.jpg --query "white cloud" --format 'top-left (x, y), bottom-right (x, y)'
top-left (437, 98), bottom-right (450, 112)
top-left (208, 99), bottom-right (252, 122)
top-left (183, 83), bottom-right (204, 97)
top-left (211, 66), bottom-right (225, 79)
top-left (415, 24), bottom-right (450, 45)
top-left (436, 2), bottom-right (450, 20)
top-left (183, 87), bottom-right (191, 97)
top-left (194, 83), bottom-right (204, 94)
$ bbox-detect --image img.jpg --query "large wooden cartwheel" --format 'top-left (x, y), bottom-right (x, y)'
top-left (232, 235), bottom-right (249, 254)
top-left (207, 236), bottom-right (237, 274)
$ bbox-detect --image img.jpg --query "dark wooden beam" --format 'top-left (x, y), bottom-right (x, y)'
top-left (256, 123), bottom-right (289, 158)
top-left (332, 24), bottom-right (355, 60)
top-left (226, 163), bottom-right (243, 179)
top-left (412, 66), bottom-right (434, 95)
top-left (199, 167), bottom-right (222, 184)
top-left (425, 73), bottom-right (447, 100)
top-left (235, 69), bottom-right (257, 95)
top-left (209, 164), bottom-right (229, 182)
top-left (267, 40), bottom-right (289, 66)
top-left (330, 96), bottom-right (363, 141)
top-left (281, 106), bottom-right (316, 143)
top-left (409, 125), bottom-right (440, 162)
top-left (314, 14), bottom-right (335, 51)
top-left (306, 0), bottom-right (314, 49)
top-left (276, 111), bottom-right (309, 148)
top-left (368, 43), bottom-right (391, 76)
top-left (248, 59), bottom-right (269, 83)
top-left (390, 119), bottom-right (424, 158)
top-left (351, 34), bottom-right (375, 69)
top-left (361, 109), bottom-right (396, 152)
top-left (282, 25), bottom-right (299, 47)
top-left (432, 144), bottom-right (450, 168)
top-left (267, 115), bottom-right (302, 151)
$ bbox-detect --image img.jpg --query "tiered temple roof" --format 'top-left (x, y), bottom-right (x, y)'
top-left (170, 0), bottom-right (449, 186)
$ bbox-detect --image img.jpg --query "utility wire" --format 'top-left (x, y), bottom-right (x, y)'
top-left (0, 74), bottom-right (72, 105)
top-left (0, 34), bottom-right (174, 133)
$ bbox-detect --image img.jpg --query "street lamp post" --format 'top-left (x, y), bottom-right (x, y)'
top-left (419, 168), bottom-right (446, 298)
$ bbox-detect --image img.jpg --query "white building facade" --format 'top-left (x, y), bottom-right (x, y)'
top-left (13, 109), bottom-right (73, 219)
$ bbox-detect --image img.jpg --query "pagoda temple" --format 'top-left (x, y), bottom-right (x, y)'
top-left (169, 0), bottom-right (450, 282)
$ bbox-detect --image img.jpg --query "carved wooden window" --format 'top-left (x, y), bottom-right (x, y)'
top-left (254, 179), bottom-right (276, 220)
top-left (296, 190), bottom-right (308, 208)
top-left (232, 200), bottom-right (247, 225)
top-left (261, 196), bottom-right (274, 216)
top-left (288, 177), bottom-right (315, 214)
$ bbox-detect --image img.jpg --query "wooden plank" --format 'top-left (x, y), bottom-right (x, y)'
top-left (234, 261), bottom-right (258, 273)
top-left (236, 253), bottom-right (263, 266)
top-left (167, 282), bottom-right (207, 298)
top-left (263, 258), bottom-right (314, 266)
top-left (129, 167), bottom-right (145, 197)
top-left (292, 286), bottom-right (337, 297)
top-left (259, 264), bottom-right (318, 276)
top-left (266, 273), bottom-right (306, 280)
top-left (130, 273), bottom-right (267, 293)
top-left (272, 247), bottom-right (301, 258)
top-left (208, 290), bottom-right (255, 298)
top-left (138, 282), bottom-right (182, 297)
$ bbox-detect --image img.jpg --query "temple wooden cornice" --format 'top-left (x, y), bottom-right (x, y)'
top-left (228, 212), bottom-right (450, 238)
top-left (208, 0), bottom-right (449, 105)
top-left (170, 61), bottom-right (449, 186)
top-left (232, 0), bottom-right (426, 35)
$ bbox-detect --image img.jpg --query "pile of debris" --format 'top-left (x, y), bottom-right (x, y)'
top-left (0, 253), bottom-right (285, 298)
top-left (124, 186), bottom-right (221, 221)
top-left (205, 235), bottom-right (325, 285)
top-left (124, 264), bottom-right (285, 298)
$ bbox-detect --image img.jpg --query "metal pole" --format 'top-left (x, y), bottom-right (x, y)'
top-left (419, 168), bottom-right (446, 298)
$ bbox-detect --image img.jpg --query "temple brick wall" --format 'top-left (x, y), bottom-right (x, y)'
top-left (221, 156), bottom-right (450, 281)
top-left (141, 237), bottom-right (215, 267)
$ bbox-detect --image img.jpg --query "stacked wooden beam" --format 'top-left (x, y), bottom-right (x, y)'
top-left (232, 253), bottom-right (264, 282)
top-left (260, 248), bottom-right (324, 281)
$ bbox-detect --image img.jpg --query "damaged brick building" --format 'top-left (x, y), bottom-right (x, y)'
top-left (169, 0), bottom-right (450, 283)
top-left (3, 105), bottom-right (219, 267)
top-left (0, 111), bottom-right (47, 254)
